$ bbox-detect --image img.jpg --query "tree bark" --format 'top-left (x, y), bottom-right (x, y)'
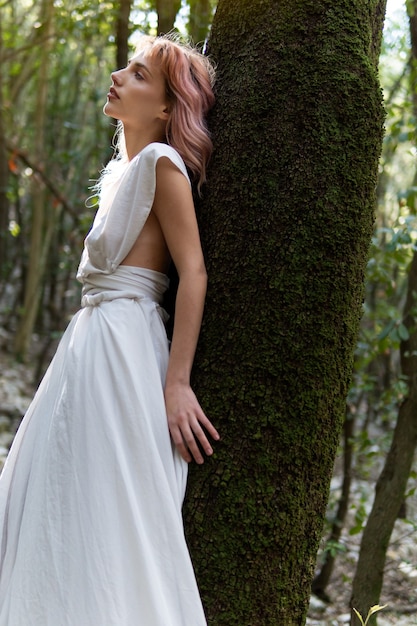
top-left (312, 409), bottom-right (355, 600)
top-left (115, 0), bottom-right (132, 69)
top-left (184, 1), bottom-right (386, 624)
top-left (155, 0), bottom-right (181, 35)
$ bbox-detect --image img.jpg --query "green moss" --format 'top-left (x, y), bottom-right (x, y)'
top-left (184, 0), bottom-right (386, 624)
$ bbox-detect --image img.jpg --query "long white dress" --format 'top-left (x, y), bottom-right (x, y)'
top-left (0, 143), bottom-right (207, 625)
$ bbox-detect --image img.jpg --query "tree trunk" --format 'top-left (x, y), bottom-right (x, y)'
top-left (14, 0), bottom-right (55, 360)
top-left (188, 0), bottom-right (211, 46)
top-left (184, 1), bottom-right (386, 624)
top-left (156, 0), bottom-right (181, 35)
top-left (312, 409), bottom-right (355, 600)
top-left (115, 0), bottom-right (132, 69)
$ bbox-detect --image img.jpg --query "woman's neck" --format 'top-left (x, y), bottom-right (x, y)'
top-left (124, 126), bottom-right (167, 161)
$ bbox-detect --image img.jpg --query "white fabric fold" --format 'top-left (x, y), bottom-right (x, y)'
top-left (0, 140), bottom-right (207, 625)
top-left (77, 143), bottom-right (190, 281)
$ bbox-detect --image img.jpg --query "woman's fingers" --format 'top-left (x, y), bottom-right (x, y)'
top-left (196, 411), bottom-right (220, 446)
top-left (169, 423), bottom-right (194, 463)
top-left (165, 384), bottom-right (220, 464)
top-left (168, 410), bottom-right (220, 464)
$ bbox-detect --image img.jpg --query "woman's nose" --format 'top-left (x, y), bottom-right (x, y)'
top-left (111, 70), bottom-right (122, 84)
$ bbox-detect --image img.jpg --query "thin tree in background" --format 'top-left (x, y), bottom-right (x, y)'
top-left (0, 13), bottom-right (9, 284)
top-left (14, 0), bottom-right (56, 359)
top-left (116, 0), bottom-right (133, 69)
top-left (350, 252), bottom-right (417, 626)
top-left (155, 0), bottom-right (181, 34)
top-left (188, 0), bottom-right (212, 45)
top-left (350, 2), bottom-right (417, 623)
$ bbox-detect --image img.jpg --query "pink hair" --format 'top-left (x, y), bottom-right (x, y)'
top-left (134, 35), bottom-right (215, 191)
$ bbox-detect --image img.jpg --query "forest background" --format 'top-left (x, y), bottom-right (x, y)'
top-left (0, 0), bottom-right (417, 625)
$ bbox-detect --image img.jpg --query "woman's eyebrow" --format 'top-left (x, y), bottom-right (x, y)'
top-left (127, 60), bottom-right (153, 77)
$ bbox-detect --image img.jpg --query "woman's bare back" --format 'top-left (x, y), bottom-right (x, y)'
top-left (120, 209), bottom-right (170, 274)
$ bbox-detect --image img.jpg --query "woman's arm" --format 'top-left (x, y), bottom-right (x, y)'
top-left (152, 156), bottom-right (220, 464)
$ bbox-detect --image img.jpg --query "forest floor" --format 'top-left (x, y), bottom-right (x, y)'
top-left (0, 346), bottom-right (416, 626)
top-left (306, 503), bottom-right (417, 626)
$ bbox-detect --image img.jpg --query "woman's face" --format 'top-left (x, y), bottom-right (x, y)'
top-left (104, 52), bottom-right (169, 134)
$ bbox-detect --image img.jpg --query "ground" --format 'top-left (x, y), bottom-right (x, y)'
top-left (0, 347), bottom-right (416, 626)
top-left (307, 495), bottom-right (417, 625)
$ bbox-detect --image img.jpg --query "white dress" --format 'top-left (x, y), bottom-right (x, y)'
top-left (0, 143), bottom-right (207, 626)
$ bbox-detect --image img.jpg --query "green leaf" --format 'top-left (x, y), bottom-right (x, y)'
top-left (378, 319), bottom-right (396, 340)
top-left (398, 323), bottom-right (410, 341)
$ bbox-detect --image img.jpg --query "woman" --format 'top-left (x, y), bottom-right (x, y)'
top-left (0, 35), bottom-right (219, 625)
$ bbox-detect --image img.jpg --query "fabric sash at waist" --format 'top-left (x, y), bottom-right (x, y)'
top-left (80, 266), bottom-right (169, 321)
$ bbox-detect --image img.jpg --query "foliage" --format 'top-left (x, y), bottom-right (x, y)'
top-left (1, 0), bottom-right (120, 341)
top-left (333, 2), bottom-right (417, 474)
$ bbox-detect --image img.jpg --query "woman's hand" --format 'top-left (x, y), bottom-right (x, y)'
top-left (165, 382), bottom-right (220, 464)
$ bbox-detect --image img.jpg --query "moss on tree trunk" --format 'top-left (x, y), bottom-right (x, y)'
top-left (184, 1), bottom-right (386, 624)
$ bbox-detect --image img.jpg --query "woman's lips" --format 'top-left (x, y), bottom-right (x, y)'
top-left (107, 87), bottom-right (120, 99)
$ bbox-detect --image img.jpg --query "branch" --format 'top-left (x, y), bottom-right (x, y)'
top-left (0, 34), bottom-right (56, 64)
top-left (5, 139), bottom-right (80, 222)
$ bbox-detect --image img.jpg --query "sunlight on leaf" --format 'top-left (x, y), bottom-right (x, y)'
top-left (353, 608), bottom-right (365, 626)
top-left (353, 604), bottom-right (387, 625)
top-left (8, 221), bottom-right (20, 237)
